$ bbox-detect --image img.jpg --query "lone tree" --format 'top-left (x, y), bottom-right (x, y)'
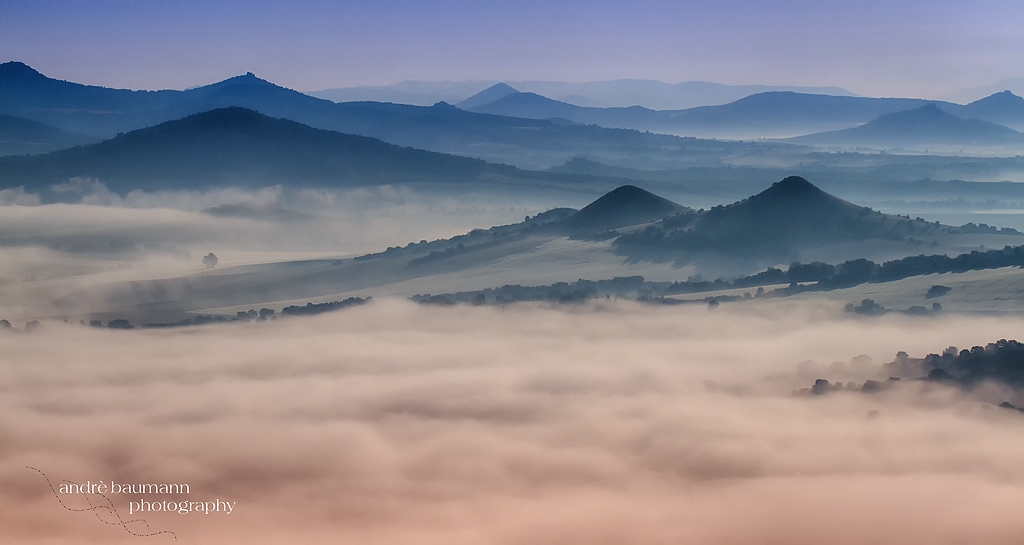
top-left (203, 252), bottom-right (219, 268)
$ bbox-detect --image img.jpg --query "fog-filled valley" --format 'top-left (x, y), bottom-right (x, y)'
top-left (7, 302), bottom-right (1024, 544)
top-left (5, 174), bottom-right (1024, 326)
top-left (7, 12), bottom-right (1024, 540)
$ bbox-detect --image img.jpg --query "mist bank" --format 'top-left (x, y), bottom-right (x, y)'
top-left (4, 301), bottom-right (1024, 543)
top-left (8, 176), bottom-right (1024, 323)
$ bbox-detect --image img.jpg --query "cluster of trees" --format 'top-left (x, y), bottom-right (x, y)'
top-left (797, 339), bottom-right (1024, 404)
top-left (14, 297), bottom-right (372, 330)
top-left (0, 319), bottom-right (38, 332)
top-left (956, 222), bottom-right (1022, 235)
top-left (843, 298), bottom-right (942, 316)
top-left (414, 245), bottom-right (1024, 308)
top-left (146, 307), bottom-right (277, 328)
top-left (413, 276), bottom-right (650, 305)
top-left (353, 208), bottom-right (578, 268)
top-left (795, 377), bottom-right (902, 396)
top-left (885, 339), bottom-right (1024, 389)
top-left (136, 298), bottom-right (369, 328)
top-left (667, 244), bottom-right (1024, 295)
top-left (280, 297), bottom-right (369, 316)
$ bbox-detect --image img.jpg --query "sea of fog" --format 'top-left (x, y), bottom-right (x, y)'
top-left (4, 300), bottom-right (1024, 544)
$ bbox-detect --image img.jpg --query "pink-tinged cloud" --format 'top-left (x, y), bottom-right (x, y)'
top-left (3, 300), bottom-right (1024, 543)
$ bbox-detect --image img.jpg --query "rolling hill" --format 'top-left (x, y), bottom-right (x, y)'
top-left (612, 176), bottom-right (954, 260)
top-left (0, 107), bottom-right (528, 192)
top-left (789, 104), bottom-right (1024, 149)
top-left (0, 114), bottom-right (96, 156)
top-left (467, 88), bottom-right (1024, 139)
top-left (31, 177), bottom-right (1021, 322)
top-left (466, 89), bottom-right (952, 137)
top-left (959, 91), bottom-right (1024, 130)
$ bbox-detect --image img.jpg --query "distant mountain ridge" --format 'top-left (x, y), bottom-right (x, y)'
top-left (0, 114), bottom-right (96, 155)
top-left (789, 104), bottom-right (1024, 149)
top-left (314, 79), bottom-right (857, 109)
top-left (467, 89), bottom-right (1024, 138)
top-left (960, 91), bottom-right (1024, 128)
top-left (6, 60), bottom-right (1024, 161)
top-left (0, 61), bottom-right (697, 168)
top-left (0, 107), bottom-right (527, 192)
top-left (943, 79), bottom-right (1024, 104)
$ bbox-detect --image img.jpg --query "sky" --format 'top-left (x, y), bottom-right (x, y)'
top-left (2, 0), bottom-right (1024, 98)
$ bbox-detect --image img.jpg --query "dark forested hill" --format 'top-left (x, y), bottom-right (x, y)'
top-left (612, 176), bottom-right (947, 259)
top-left (0, 108), bottom-right (530, 192)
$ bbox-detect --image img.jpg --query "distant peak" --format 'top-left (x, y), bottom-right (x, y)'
top-left (565, 184), bottom-right (686, 230)
top-left (602, 184), bottom-right (654, 199)
top-left (581, 184), bottom-right (682, 215)
top-left (0, 61), bottom-right (46, 81)
top-left (486, 82), bottom-right (518, 93)
top-left (968, 90), bottom-right (1024, 106)
top-left (765, 176), bottom-right (821, 195)
top-left (457, 82), bottom-right (521, 109)
top-left (212, 72), bottom-right (272, 87)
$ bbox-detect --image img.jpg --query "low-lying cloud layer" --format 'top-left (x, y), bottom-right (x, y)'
top-left (0, 182), bottom-right (553, 259)
top-left (3, 300), bottom-right (1024, 543)
top-left (0, 182), bottom-right (562, 318)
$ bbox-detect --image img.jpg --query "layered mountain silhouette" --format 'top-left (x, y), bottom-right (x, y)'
top-left (345, 178), bottom-right (923, 276)
top-left (0, 107), bottom-right (527, 192)
top-left (7, 61), bottom-right (1024, 150)
top-left (467, 88), bottom-right (1024, 139)
top-left (611, 176), bottom-right (946, 259)
top-left (667, 92), bottom-right (937, 134)
top-left (457, 83), bottom-right (519, 109)
top-left (960, 91), bottom-right (1024, 130)
top-left (45, 177), bottom-right (1006, 320)
top-left (317, 79), bottom-right (856, 110)
top-left (0, 114), bottom-right (95, 155)
top-left (790, 104), bottom-right (1024, 148)
top-left (465, 90), bottom-right (942, 136)
top-left (417, 177), bottom-right (946, 262)
top-left (0, 62), bottom-right (689, 166)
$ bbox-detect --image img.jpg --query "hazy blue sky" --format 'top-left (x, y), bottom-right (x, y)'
top-left (2, 0), bottom-right (1023, 98)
